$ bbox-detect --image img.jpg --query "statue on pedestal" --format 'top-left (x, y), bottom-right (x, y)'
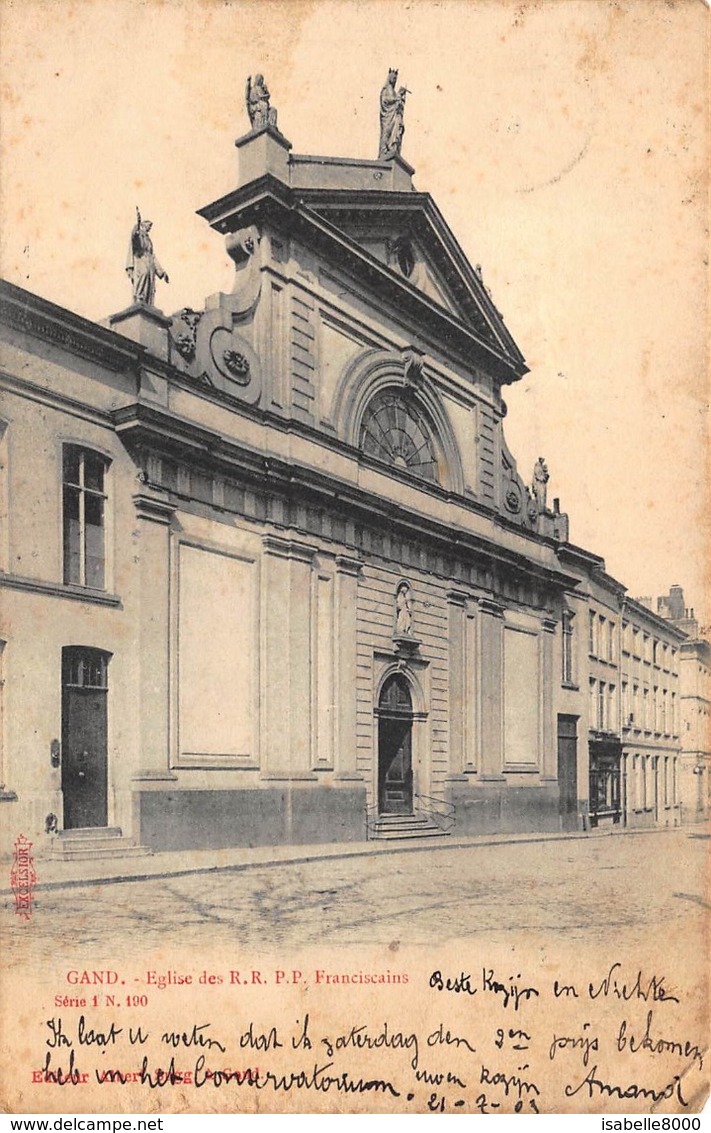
top-left (126, 208), bottom-right (169, 307)
top-left (532, 456), bottom-right (550, 511)
top-left (246, 74), bottom-right (278, 130)
top-left (378, 69), bottom-right (408, 160)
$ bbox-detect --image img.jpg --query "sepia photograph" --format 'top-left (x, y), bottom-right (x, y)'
top-left (0, 0), bottom-right (708, 1116)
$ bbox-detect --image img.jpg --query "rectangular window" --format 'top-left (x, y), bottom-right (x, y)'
top-left (588, 610), bottom-right (596, 655)
top-left (63, 646), bottom-right (109, 689)
top-left (63, 446), bottom-right (108, 589)
top-left (621, 681), bottom-right (628, 724)
top-left (598, 615), bottom-right (606, 657)
top-left (608, 621), bottom-right (615, 662)
top-left (598, 681), bottom-right (606, 730)
top-left (671, 691), bottom-right (677, 736)
top-left (562, 610), bottom-right (575, 684)
top-left (608, 684), bottom-right (616, 732)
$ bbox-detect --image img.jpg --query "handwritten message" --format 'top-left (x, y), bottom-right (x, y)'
top-left (21, 958), bottom-right (707, 1114)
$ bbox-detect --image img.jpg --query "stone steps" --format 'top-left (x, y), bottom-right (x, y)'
top-left (52, 827), bottom-right (152, 861)
top-left (369, 813), bottom-right (449, 841)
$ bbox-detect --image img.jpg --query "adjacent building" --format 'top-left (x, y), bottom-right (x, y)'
top-left (656, 586), bottom-right (710, 822)
top-left (552, 551), bottom-right (687, 831)
top-left (0, 91), bottom-right (701, 861)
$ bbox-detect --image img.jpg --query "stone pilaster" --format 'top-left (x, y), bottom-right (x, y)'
top-left (333, 555), bottom-right (363, 779)
top-left (465, 607), bottom-right (479, 771)
top-left (478, 598), bottom-right (505, 779)
top-left (447, 591), bottom-right (468, 777)
top-left (540, 617), bottom-right (558, 779)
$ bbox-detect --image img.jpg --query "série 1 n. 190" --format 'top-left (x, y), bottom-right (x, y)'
top-left (54, 994), bottom-right (148, 1008)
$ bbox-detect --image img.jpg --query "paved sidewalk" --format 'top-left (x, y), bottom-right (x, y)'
top-left (1, 822), bottom-right (683, 893)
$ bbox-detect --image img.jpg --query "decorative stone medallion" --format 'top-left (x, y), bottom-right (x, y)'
top-left (505, 485), bottom-right (522, 514)
top-left (209, 325), bottom-right (259, 392)
top-left (222, 348), bottom-right (251, 384)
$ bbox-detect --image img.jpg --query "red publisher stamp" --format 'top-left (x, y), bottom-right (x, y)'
top-left (11, 834), bottom-right (37, 919)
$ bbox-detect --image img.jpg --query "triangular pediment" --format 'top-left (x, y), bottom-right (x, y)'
top-left (298, 188), bottom-right (525, 373)
top-left (344, 232), bottom-right (464, 319)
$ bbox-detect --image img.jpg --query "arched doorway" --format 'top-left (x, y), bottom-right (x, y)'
top-left (377, 673), bottom-right (414, 815)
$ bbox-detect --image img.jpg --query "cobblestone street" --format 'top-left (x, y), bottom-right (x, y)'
top-left (5, 827), bottom-right (708, 962)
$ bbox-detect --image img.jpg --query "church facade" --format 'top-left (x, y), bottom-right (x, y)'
top-left (0, 91), bottom-right (691, 859)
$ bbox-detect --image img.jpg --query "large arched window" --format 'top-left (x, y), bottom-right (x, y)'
top-left (359, 388), bottom-right (439, 483)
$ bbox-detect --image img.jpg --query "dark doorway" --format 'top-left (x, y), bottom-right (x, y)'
top-left (61, 647), bottom-right (110, 829)
top-left (557, 714), bottom-right (578, 830)
top-left (588, 738), bottom-right (622, 828)
top-left (377, 674), bottom-right (414, 815)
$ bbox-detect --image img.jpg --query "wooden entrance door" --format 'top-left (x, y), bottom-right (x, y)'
top-left (378, 674), bottom-right (413, 815)
top-left (61, 648), bottom-right (109, 829)
top-left (557, 714), bottom-right (578, 830)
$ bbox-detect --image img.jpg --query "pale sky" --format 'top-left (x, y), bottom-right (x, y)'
top-left (1, 0), bottom-right (708, 619)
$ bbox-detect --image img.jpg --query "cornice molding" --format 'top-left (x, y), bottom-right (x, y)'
top-left (0, 369), bottom-right (115, 429)
top-left (447, 589), bottom-right (469, 607)
top-left (0, 281), bottom-right (142, 373)
top-left (132, 493), bottom-right (176, 525)
top-left (335, 554), bottom-right (363, 577)
top-left (479, 598), bottom-right (506, 619)
top-left (113, 403), bottom-right (579, 593)
top-left (262, 534), bottom-right (318, 563)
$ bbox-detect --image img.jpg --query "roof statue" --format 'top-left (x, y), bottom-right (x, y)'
top-left (532, 456), bottom-right (550, 511)
top-left (245, 74), bottom-right (278, 131)
top-left (125, 207), bottom-right (169, 307)
top-left (378, 68), bottom-right (408, 160)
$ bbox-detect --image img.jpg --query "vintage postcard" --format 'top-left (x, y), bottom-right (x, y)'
top-left (0, 0), bottom-right (709, 1116)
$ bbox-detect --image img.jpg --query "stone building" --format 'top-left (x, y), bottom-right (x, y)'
top-left (550, 550), bottom-right (686, 830)
top-left (656, 586), bottom-right (710, 822)
top-left (619, 597), bottom-right (685, 829)
top-left (0, 90), bottom-right (693, 859)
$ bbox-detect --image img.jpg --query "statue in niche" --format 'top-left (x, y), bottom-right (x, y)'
top-left (126, 208), bottom-right (169, 307)
top-left (378, 69), bottom-right (408, 160)
top-left (246, 74), bottom-right (278, 130)
top-left (532, 456), bottom-right (550, 511)
top-left (395, 581), bottom-right (413, 636)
